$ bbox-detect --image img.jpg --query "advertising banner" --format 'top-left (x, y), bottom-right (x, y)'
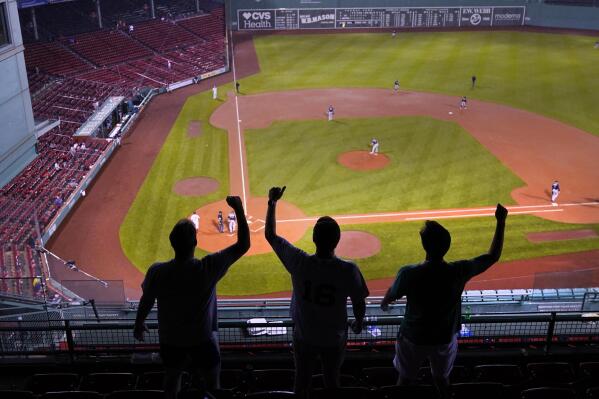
top-left (238, 10), bottom-right (275, 30)
top-left (460, 7), bottom-right (493, 27)
top-left (492, 7), bottom-right (525, 26)
top-left (298, 9), bottom-right (335, 29)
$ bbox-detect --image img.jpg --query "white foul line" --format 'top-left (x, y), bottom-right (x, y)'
top-left (405, 208), bottom-right (563, 221)
top-left (230, 30), bottom-right (247, 212)
top-left (276, 201), bottom-right (598, 223)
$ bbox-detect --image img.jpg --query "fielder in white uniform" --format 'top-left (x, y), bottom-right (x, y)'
top-left (228, 211), bottom-right (237, 233)
top-left (190, 211), bottom-right (200, 231)
top-left (551, 180), bottom-right (560, 206)
top-left (370, 138), bottom-right (379, 155)
top-left (327, 105), bottom-right (335, 121)
top-left (212, 85), bottom-right (218, 100)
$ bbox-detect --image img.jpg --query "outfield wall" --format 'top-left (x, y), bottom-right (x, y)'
top-left (229, 0), bottom-right (599, 31)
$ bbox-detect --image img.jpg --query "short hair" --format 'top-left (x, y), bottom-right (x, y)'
top-left (169, 219), bottom-right (197, 254)
top-left (313, 216), bottom-right (341, 252)
top-left (420, 220), bottom-right (451, 258)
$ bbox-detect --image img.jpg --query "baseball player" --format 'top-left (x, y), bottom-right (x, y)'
top-left (228, 211), bottom-right (237, 233)
top-left (190, 211), bottom-right (200, 231)
top-left (471, 75), bottom-right (477, 88)
top-left (212, 85), bottom-right (218, 100)
top-left (327, 105), bottom-right (335, 121)
top-left (370, 138), bottom-right (380, 155)
top-left (551, 180), bottom-right (560, 206)
top-left (394, 80), bottom-right (400, 93)
top-left (460, 96), bottom-right (468, 110)
top-left (217, 210), bottom-right (224, 233)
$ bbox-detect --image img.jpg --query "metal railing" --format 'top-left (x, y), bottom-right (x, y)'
top-left (1, 312), bottom-right (598, 359)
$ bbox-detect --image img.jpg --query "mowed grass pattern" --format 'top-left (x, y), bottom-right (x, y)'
top-left (245, 117), bottom-right (523, 215)
top-left (119, 88), bottom-right (230, 270)
top-left (242, 32), bottom-right (599, 136)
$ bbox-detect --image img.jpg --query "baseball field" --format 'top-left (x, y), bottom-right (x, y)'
top-left (49, 30), bottom-right (599, 299)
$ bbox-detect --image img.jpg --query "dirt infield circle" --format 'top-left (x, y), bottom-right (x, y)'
top-left (173, 177), bottom-right (219, 196)
top-left (336, 231), bottom-right (381, 259)
top-left (338, 150), bottom-right (390, 171)
top-left (195, 197), bottom-right (308, 255)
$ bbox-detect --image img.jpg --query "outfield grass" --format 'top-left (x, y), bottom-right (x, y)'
top-left (119, 86), bottom-right (232, 270)
top-left (241, 31), bottom-right (599, 137)
top-left (211, 216), bottom-right (599, 296)
top-left (245, 117), bottom-right (524, 215)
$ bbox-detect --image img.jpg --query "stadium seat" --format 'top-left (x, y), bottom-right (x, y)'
top-left (451, 382), bottom-right (504, 399)
top-left (80, 373), bottom-right (137, 394)
top-left (361, 367), bottom-right (398, 388)
top-left (526, 362), bottom-right (576, 387)
top-left (378, 384), bottom-right (438, 399)
top-left (40, 391), bottom-right (103, 399)
top-left (105, 390), bottom-right (164, 399)
top-left (473, 364), bottom-right (525, 386)
top-left (178, 389), bottom-right (216, 399)
top-left (579, 362), bottom-right (599, 389)
top-left (587, 387), bottom-right (599, 399)
top-left (29, 374), bottom-right (80, 394)
top-left (250, 370), bottom-right (295, 393)
top-left (0, 390), bottom-right (35, 399)
top-left (521, 387), bottom-right (576, 399)
top-left (418, 365), bottom-right (471, 384)
top-left (220, 369), bottom-right (245, 391)
top-left (244, 392), bottom-right (297, 399)
top-left (311, 387), bottom-right (374, 399)
top-left (310, 374), bottom-right (361, 389)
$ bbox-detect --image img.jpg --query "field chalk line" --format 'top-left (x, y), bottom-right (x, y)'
top-left (276, 201), bottom-right (599, 224)
top-left (230, 30), bottom-right (248, 212)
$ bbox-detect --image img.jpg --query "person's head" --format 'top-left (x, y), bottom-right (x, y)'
top-left (169, 219), bottom-right (197, 257)
top-left (313, 216), bottom-right (341, 255)
top-left (420, 220), bottom-right (451, 260)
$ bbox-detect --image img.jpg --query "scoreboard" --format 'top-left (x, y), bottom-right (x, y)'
top-left (237, 6), bottom-right (525, 30)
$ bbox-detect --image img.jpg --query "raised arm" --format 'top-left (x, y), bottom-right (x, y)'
top-left (487, 203), bottom-right (508, 264)
top-left (225, 196), bottom-right (250, 258)
top-left (265, 186), bottom-right (286, 244)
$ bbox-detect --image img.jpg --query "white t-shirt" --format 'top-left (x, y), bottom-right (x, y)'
top-left (141, 249), bottom-right (238, 346)
top-left (271, 237), bottom-right (369, 346)
top-left (190, 213), bottom-right (200, 229)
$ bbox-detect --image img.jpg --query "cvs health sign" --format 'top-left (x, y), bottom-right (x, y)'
top-left (238, 10), bottom-right (275, 30)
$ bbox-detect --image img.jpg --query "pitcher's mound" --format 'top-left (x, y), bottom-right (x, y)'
top-left (336, 231), bottom-right (381, 259)
top-left (173, 177), bottom-right (219, 196)
top-left (338, 151), bottom-right (390, 171)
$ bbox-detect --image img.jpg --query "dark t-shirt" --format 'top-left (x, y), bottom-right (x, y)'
top-left (388, 255), bottom-right (491, 345)
top-left (141, 249), bottom-right (237, 346)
